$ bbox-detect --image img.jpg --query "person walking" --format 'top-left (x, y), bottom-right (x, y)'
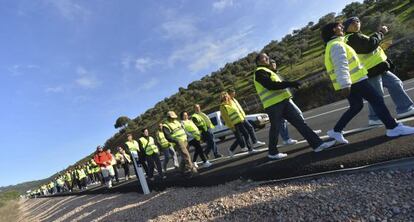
top-left (155, 123), bottom-right (179, 171)
top-left (227, 89), bottom-right (268, 147)
top-left (342, 17), bottom-right (414, 125)
top-left (106, 149), bottom-right (119, 183)
top-left (321, 22), bottom-right (414, 143)
top-left (64, 171), bottom-right (73, 192)
top-left (139, 129), bottom-right (165, 180)
top-left (254, 53), bottom-right (336, 159)
top-left (93, 146), bottom-right (115, 188)
top-left (220, 92), bottom-right (259, 157)
top-left (163, 111), bottom-right (198, 177)
top-left (125, 133), bottom-right (149, 175)
top-left (192, 104), bottom-right (223, 158)
top-left (75, 165), bottom-right (88, 190)
top-left (180, 111), bottom-right (212, 168)
top-left (268, 60), bottom-right (299, 145)
top-left (115, 147), bottom-right (131, 181)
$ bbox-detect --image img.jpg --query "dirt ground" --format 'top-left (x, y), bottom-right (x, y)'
top-left (18, 169), bottom-right (414, 222)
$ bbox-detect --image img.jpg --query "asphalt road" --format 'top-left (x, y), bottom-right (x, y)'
top-left (73, 79), bottom-right (414, 194)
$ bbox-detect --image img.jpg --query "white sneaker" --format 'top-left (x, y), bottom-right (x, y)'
top-left (368, 119), bottom-right (383, 126)
top-left (240, 147), bottom-right (249, 152)
top-left (268, 153), bottom-right (287, 160)
top-left (397, 107), bottom-right (414, 119)
top-left (313, 129), bottom-right (322, 134)
top-left (193, 162), bottom-right (199, 168)
top-left (253, 141), bottom-right (266, 147)
top-left (202, 161), bottom-right (212, 168)
top-left (228, 149), bottom-right (235, 158)
top-left (248, 149), bottom-right (259, 154)
top-left (327, 130), bottom-right (349, 144)
top-left (314, 140), bottom-right (336, 152)
top-left (283, 138), bottom-right (298, 145)
top-left (386, 123), bottom-right (414, 137)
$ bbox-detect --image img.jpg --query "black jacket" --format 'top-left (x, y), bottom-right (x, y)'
top-left (254, 66), bottom-right (294, 90)
top-left (345, 31), bottom-right (394, 77)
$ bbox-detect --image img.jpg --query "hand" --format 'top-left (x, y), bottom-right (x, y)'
top-left (287, 81), bottom-right (301, 88)
top-left (379, 26), bottom-right (388, 34)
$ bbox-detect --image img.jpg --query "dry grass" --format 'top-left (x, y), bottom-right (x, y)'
top-left (0, 200), bottom-right (20, 222)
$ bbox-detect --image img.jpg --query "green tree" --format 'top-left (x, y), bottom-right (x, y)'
top-left (114, 116), bottom-right (131, 129)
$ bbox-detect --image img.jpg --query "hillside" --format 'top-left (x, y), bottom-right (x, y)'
top-left (11, 0), bottom-right (414, 193)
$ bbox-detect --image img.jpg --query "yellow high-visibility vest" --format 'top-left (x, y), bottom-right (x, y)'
top-left (163, 120), bottom-right (187, 142)
top-left (324, 37), bottom-right (368, 90)
top-left (125, 140), bottom-right (140, 152)
top-left (139, 136), bottom-right (159, 156)
top-left (182, 119), bottom-right (202, 141)
top-left (156, 130), bottom-right (171, 149)
top-left (253, 66), bottom-right (292, 108)
top-left (344, 33), bottom-right (387, 70)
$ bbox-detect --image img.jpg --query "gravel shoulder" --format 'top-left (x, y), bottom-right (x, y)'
top-left (20, 169), bottom-right (414, 222)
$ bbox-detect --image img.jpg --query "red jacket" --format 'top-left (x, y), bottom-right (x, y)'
top-left (93, 151), bottom-right (112, 167)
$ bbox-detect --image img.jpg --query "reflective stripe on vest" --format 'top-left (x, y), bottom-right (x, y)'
top-left (223, 102), bottom-right (244, 125)
top-left (253, 66), bottom-right (292, 109)
top-left (324, 37), bottom-right (368, 91)
top-left (232, 98), bottom-right (246, 119)
top-left (139, 136), bottom-right (159, 156)
top-left (344, 33), bottom-right (387, 70)
top-left (156, 130), bottom-right (171, 149)
top-left (125, 140), bottom-right (140, 152)
top-left (163, 120), bottom-right (187, 142)
top-left (182, 119), bottom-right (201, 141)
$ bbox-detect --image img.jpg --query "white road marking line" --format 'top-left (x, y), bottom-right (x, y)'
top-left (304, 87), bottom-right (414, 121)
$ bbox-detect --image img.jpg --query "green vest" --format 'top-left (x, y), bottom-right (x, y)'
top-left (125, 140), bottom-right (140, 152)
top-left (344, 33), bottom-right (387, 70)
top-left (182, 119), bottom-right (201, 141)
top-left (65, 172), bottom-right (72, 182)
top-left (254, 66), bottom-right (292, 109)
top-left (139, 136), bottom-right (159, 156)
top-left (232, 98), bottom-right (246, 119)
top-left (325, 37), bottom-right (368, 91)
top-left (156, 130), bottom-right (171, 149)
top-left (76, 169), bottom-right (86, 180)
top-left (222, 102), bottom-right (244, 125)
top-left (164, 120), bottom-right (187, 142)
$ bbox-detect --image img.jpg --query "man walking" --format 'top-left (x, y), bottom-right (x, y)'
top-left (342, 17), bottom-right (414, 125)
top-left (192, 104), bottom-right (222, 158)
top-left (254, 53), bottom-right (336, 159)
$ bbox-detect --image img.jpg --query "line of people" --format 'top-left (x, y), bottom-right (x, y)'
top-left (29, 16), bottom-right (414, 197)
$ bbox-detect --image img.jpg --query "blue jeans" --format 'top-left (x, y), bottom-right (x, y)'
top-left (279, 119), bottom-right (290, 141)
top-left (368, 71), bottom-right (414, 120)
top-left (334, 79), bottom-right (397, 131)
top-left (162, 147), bottom-right (178, 170)
top-left (266, 99), bottom-right (322, 155)
top-left (242, 120), bottom-right (258, 144)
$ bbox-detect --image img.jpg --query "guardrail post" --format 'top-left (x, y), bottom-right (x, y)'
top-left (131, 153), bottom-right (150, 194)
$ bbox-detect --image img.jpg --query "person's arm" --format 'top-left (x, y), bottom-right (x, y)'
top-left (163, 125), bottom-right (178, 143)
top-left (347, 32), bottom-right (384, 54)
top-left (255, 70), bottom-right (299, 90)
top-left (330, 44), bottom-right (352, 89)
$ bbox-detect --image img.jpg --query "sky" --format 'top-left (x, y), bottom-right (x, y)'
top-left (0, 0), bottom-right (359, 187)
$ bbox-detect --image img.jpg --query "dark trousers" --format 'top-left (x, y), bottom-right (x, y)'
top-left (243, 120), bottom-right (258, 144)
top-left (113, 165), bottom-right (119, 182)
top-left (229, 122), bottom-right (253, 152)
top-left (202, 130), bottom-right (218, 156)
top-left (146, 153), bottom-right (163, 178)
top-left (137, 152), bottom-right (149, 174)
top-left (334, 79), bottom-right (398, 131)
top-left (121, 163), bottom-right (130, 178)
top-left (190, 139), bottom-right (207, 162)
top-left (266, 99), bottom-right (323, 155)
